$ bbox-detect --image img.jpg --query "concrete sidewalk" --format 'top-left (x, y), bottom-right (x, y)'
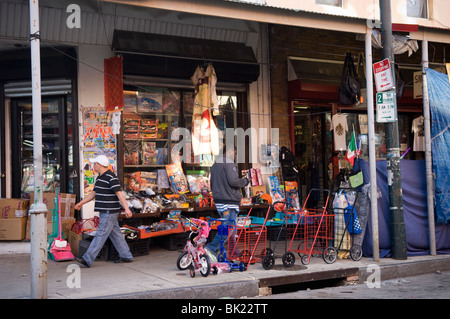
top-left (1, 241), bottom-right (449, 299)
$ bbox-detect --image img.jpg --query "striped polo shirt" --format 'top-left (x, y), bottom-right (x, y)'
top-left (94, 170), bottom-right (123, 213)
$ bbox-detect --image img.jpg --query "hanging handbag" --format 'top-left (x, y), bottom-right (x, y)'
top-left (339, 53), bottom-right (361, 105)
top-left (348, 169), bottom-right (364, 188)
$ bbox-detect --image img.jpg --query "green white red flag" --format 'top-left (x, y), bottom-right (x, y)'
top-left (346, 130), bottom-right (357, 166)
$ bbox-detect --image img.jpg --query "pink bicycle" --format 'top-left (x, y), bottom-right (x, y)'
top-left (176, 217), bottom-right (211, 277)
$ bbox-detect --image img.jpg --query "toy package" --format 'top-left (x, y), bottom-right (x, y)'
top-left (124, 140), bottom-right (141, 165)
top-left (268, 176), bottom-right (285, 206)
top-left (285, 181), bottom-right (300, 210)
top-left (142, 142), bottom-right (158, 165)
top-left (166, 163), bottom-right (189, 194)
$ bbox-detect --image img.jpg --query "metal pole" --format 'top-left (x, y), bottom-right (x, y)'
top-left (29, 0), bottom-right (48, 299)
top-left (365, 27), bottom-right (380, 262)
top-left (379, 0), bottom-right (407, 260)
top-left (421, 40), bottom-right (436, 256)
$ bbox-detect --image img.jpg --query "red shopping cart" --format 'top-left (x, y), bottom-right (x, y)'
top-left (282, 188), bottom-right (334, 265)
top-left (227, 203), bottom-right (273, 268)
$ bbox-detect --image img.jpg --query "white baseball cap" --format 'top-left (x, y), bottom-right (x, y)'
top-left (89, 155), bottom-right (110, 167)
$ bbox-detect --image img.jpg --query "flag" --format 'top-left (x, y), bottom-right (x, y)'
top-left (346, 130), bottom-right (357, 166)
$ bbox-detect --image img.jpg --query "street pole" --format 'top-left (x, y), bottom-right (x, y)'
top-left (421, 40), bottom-right (436, 256)
top-left (379, 0), bottom-right (407, 260)
top-left (29, 0), bottom-right (48, 299)
top-left (365, 27), bottom-right (380, 262)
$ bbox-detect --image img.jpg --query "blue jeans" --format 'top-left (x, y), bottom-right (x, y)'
top-left (206, 205), bottom-right (239, 255)
top-left (82, 212), bottom-right (133, 266)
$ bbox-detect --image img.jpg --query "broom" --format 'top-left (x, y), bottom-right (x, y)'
top-left (50, 193), bottom-right (74, 261)
top-left (47, 196), bottom-right (58, 260)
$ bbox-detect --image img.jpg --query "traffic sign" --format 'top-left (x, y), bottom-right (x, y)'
top-left (373, 58), bottom-right (394, 92)
top-left (376, 91), bottom-right (397, 123)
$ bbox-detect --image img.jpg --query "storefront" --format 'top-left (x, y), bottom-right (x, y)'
top-left (268, 24), bottom-right (448, 204)
top-left (0, 46), bottom-right (79, 200)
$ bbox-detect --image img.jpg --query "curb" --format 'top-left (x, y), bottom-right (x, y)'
top-left (358, 256), bottom-right (450, 283)
top-left (102, 280), bottom-right (260, 299)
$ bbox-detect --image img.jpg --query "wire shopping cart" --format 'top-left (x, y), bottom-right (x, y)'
top-left (262, 201), bottom-right (305, 270)
top-left (282, 188), bottom-right (334, 265)
top-left (228, 203), bottom-right (273, 268)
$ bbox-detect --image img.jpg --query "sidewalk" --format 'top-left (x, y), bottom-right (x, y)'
top-left (1, 241), bottom-right (449, 299)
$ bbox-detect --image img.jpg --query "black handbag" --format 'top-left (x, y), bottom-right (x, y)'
top-left (339, 53), bottom-right (361, 105)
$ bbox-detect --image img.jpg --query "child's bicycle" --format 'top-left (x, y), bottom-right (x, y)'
top-left (176, 217), bottom-right (212, 278)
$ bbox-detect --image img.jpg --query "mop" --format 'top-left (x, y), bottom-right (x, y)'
top-left (49, 193), bottom-right (74, 261)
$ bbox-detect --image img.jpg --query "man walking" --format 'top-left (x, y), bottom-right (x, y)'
top-left (74, 155), bottom-right (133, 267)
top-left (206, 146), bottom-right (249, 257)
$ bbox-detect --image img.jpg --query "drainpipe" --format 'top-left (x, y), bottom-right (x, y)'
top-left (365, 27), bottom-right (380, 262)
top-left (421, 40), bottom-right (436, 256)
top-left (29, 0), bottom-right (48, 299)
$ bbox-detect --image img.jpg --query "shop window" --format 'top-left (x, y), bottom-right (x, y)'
top-left (315, 0), bottom-right (342, 7)
top-left (407, 0), bottom-right (428, 19)
top-left (119, 85), bottom-right (243, 193)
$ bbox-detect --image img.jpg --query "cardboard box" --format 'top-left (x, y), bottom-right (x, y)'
top-left (251, 185), bottom-right (267, 196)
top-left (30, 193), bottom-right (76, 221)
top-left (0, 217), bottom-right (27, 240)
top-left (0, 198), bottom-right (30, 219)
top-left (68, 230), bottom-right (82, 257)
top-left (25, 216), bottom-right (76, 240)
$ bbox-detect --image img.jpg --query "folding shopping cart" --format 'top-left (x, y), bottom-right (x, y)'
top-left (228, 203), bottom-right (273, 268)
top-left (262, 201), bottom-right (303, 270)
top-left (282, 188), bottom-right (334, 265)
top-left (323, 187), bottom-right (363, 263)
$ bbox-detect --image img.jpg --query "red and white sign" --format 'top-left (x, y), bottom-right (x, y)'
top-left (373, 58), bottom-right (394, 92)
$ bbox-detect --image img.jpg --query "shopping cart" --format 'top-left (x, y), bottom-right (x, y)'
top-left (228, 203), bottom-right (273, 268)
top-left (262, 201), bottom-right (303, 270)
top-left (323, 187), bottom-right (363, 263)
top-left (282, 188), bottom-right (334, 265)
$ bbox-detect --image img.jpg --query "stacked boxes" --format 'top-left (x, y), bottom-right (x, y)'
top-left (0, 199), bottom-right (30, 240)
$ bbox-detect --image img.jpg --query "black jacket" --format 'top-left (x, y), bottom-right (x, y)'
top-left (210, 155), bottom-right (249, 205)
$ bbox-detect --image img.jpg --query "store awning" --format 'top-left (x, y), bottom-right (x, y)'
top-left (112, 30), bottom-right (260, 83)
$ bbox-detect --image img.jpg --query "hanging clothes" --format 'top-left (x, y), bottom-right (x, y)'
top-left (412, 115), bottom-right (425, 152)
top-left (191, 64), bottom-right (220, 156)
top-left (330, 113), bottom-right (348, 151)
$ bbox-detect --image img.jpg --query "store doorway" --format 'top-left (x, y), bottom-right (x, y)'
top-left (10, 95), bottom-right (78, 199)
top-left (293, 104), bottom-right (333, 207)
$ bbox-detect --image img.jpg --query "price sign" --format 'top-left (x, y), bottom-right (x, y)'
top-left (376, 91), bottom-right (397, 123)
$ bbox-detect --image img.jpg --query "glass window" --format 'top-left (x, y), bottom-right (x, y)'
top-left (316, 0), bottom-right (342, 7)
top-left (407, 0), bottom-right (428, 19)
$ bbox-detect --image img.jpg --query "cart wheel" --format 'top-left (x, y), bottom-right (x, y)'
top-left (212, 266), bottom-right (218, 275)
top-left (239, 262), bottom-right (247, 272)
top-left (350, 244), bottom-right (363, 261)
top-left (176, 252), bottom-right (193, 270)
top-left (323, 247), bottom-right (337, 264)
top-left (199, 254), bottom-right (211, 277)
top-left (282, 252), bottom-right (295, 267)
top-left (262, 255), bottom-right (275, 270)
top-left (301, 254), bottom-right (310, 265)
top-left (190, 268), bottom-right (195, 278)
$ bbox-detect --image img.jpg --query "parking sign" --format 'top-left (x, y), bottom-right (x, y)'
top-left (373, 58), bottom-right (394, 92)
top-left (376, 91), bottom-right (397, 123)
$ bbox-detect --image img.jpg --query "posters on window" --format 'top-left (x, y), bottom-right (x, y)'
top-left (82, 106), bottom-right (117, 196)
